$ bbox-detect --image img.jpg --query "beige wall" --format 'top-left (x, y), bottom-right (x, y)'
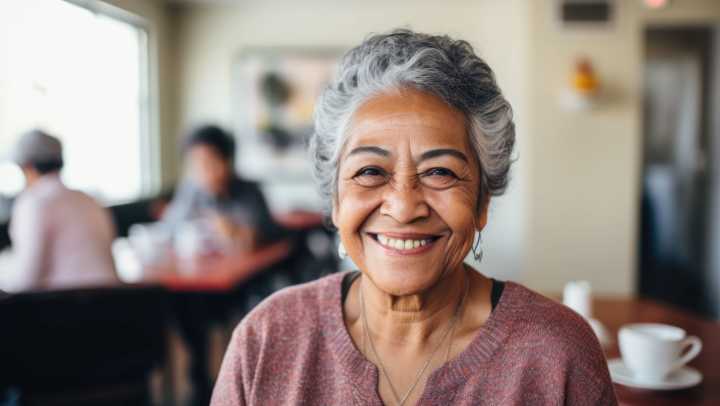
top-left (524, 1), bottom-right (643, 295)
top-left (524, 0), bottom-right (720, 295)
top-left (173, 0), bottom-right (529, 129)
top-left (170, 0), bottom-right (720, 295)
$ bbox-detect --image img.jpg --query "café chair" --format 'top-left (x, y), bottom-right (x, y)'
top-left (0, 220), bottom-right (10, 252)
top-left (108, 191), bottom-right (173, 238)
top-left (231, 222), bottom-right (339, 319)
top-left (0, 284), bottom-right (169, 406)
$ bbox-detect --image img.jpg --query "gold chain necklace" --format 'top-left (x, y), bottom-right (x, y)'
top-left (359, 272), bottom-right (470, 406)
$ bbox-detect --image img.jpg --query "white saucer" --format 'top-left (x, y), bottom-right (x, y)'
top-left (608, 358), bottom-right (703, 390)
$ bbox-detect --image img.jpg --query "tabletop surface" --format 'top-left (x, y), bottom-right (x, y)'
top-left (592, 297), bottom-right (720, 405)
top-left (142, 239), bottom-right (292, 292)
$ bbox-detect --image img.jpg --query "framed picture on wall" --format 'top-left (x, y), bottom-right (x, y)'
top-left (232, 47), bottom-right (344, 183)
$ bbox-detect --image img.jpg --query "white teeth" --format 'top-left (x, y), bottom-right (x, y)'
top-left (378, 234), bottom-right (388, 246)
top-left (375, 234), bottom-right (433, 251)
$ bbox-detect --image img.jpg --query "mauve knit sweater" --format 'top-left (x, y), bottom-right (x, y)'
top-left (211, 272), bottom-right (618, 405)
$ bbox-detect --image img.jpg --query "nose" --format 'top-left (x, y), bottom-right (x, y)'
top-left (380, 176), bottom-right (430, 223)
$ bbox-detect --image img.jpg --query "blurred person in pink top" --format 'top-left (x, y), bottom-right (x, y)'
top-left (5, 129), bottom-right (118, 292)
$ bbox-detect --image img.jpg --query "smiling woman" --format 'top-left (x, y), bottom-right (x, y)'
top-left (334, 90), bottom-right (481, 299)
top-left (211, 29), bottom-right (617, 406)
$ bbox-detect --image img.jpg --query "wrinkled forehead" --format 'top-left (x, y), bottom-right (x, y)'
top-left (343, 89), bottom-right (472, 158)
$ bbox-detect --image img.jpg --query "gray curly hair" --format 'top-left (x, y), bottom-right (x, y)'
top-left (309, 29), bottom-right (515, 214)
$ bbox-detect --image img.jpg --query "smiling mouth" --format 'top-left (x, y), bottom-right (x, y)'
top-left (367, 232), bottom-right (442, 252)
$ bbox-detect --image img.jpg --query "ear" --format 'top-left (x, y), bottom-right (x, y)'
top-left (476, 196), bottom-right (490, 232)
top-left (21, 165), bottom-right (36, 178)
top-left (331, 202), bottom-right (339, 228)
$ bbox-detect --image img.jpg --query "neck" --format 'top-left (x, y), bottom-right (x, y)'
top-left (24, 171), bottom-right (58, 188)
top-left (359, 265), bottom-right (468, 347)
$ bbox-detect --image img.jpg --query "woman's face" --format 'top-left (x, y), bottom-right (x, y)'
top-left (334, 89), bottom-right (488, 296)
top-left (187, 144), bottom-right (231, 196)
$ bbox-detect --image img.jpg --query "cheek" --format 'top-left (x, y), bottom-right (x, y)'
top-left (428, 186), bottom-right (479, 261)
top-left (335, 184), bottom-right (382, 240)
top-left (206, 171), bottom-right (222, 187)
top-left (431, 185), bottom-right (478, 228)
top-left (335, 185), bottom-right (383, 271)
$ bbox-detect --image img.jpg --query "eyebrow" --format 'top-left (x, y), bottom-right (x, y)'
top-left (346, 146), bottom-right (469, 163)
top-left (347, 146), bottom-right (390, 157)
top-left (419, 148), bottom-right (469, 163)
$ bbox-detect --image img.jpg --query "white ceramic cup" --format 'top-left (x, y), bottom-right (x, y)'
top-left (618, 323), bottom-right (702, 383)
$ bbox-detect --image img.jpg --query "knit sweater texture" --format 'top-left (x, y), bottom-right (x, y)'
top-left (211, 272), bottom-right (618, 405)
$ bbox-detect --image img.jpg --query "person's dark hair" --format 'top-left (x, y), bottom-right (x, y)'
top-left (32, 160), bottom-right (64, 174)
top-left (183, 125), bottom-right (236, 162)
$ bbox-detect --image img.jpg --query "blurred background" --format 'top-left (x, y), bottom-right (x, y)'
top-left (1, 0), bottom-right (719, 405)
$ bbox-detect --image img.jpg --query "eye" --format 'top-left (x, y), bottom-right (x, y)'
top-left (424, 167), bottom-right (457, 177)
top-left (352, 166), bottom-right (389, 187)
top-left (419, 167), bottom-right (460, 189)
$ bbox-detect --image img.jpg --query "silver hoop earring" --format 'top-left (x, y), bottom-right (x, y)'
top-left (337, 241), bottom-right (347, 259)
top-left (472, 232), bottom-right (483, 262)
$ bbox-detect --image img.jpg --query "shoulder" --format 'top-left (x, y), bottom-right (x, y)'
top-left (500, 282), bottom-right (608, 371)
top-left (28, 181), bottom-right (94, 209)
top-left (502, 282), bottom-right (592, 334)
top-left (11, 186), bottom-right (53, 220)
top-left (221, 273), bottom-right (344, 386)
top-left (232, 174), bottom-right (255, 186)
top-left (68, 188), bottom-right (102, 206)
top-left (468, 282), bottom-right (616, 404)
top-left (502, 282), bottom-right (617, 403)
top-left (12, 191), bottom-right (38, 215)
top-left (170, 180), bottom-right (202, 202)
top-left (231, 177), bottom-right (262, 194)
top-left (62, 189), bottom-right (112, 221)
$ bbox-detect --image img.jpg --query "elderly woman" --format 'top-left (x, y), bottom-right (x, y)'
top-left (212, 30), bottom-right (616, 406)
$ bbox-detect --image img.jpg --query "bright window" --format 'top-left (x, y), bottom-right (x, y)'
top-left (0, 0), bottom-right (152, 203)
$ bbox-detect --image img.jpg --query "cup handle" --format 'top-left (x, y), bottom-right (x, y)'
top-left (672, 336), bottom-right (702, 371)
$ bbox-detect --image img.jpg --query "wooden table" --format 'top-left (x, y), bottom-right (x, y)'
top-left (593, 297), bottom-right (720, 405)
top-left (141, 239), bottom-right (292, 292)
top-left (137, 239), bottom-right (293, 404)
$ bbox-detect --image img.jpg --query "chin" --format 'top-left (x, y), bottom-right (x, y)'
top-left (363, 263), bottom-right (445, 297)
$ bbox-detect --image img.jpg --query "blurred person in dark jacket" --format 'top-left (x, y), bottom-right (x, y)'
top-left (162, 125), bottom-right (284, 406)
top-left (163, 125), bottom-right (282, 253)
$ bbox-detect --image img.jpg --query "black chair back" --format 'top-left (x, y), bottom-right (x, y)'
top-left (0, 221), bottom-right (10, 251)
top-left (0, 284), bottom-right (169, 406)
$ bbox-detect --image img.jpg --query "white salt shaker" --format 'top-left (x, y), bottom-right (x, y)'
top-left (563, 280), bottom-right (592, 319)
top-left (563, 280), bottom-right (611, 348)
